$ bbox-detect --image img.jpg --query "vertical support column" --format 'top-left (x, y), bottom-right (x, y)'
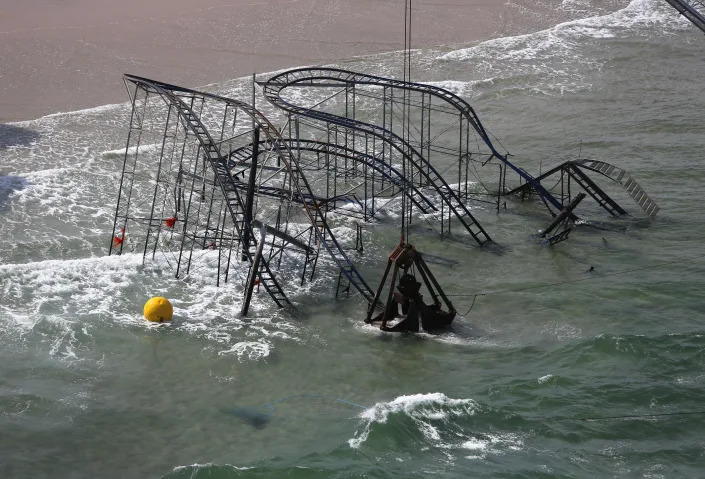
top-left (241, 225), bottom-right (266, 317)
top-left (497, 164), bottom-right (503, 213)
top-left (381, 86), bottom-right (387, 192)
top-left (143, 103), bottom-right (173, 261)
top-left (325, 123), bottom-right (331, 209)
top-left (344, 83), bottom-right (349, 179)
top-left (502, 161), bottom-right (507, 196)
top-left (465, 111), bottom-right (471, 200)
top-left (251, 73), bottom-right (257, 131)
top-left (242, 126), bottom-right (260, 260)
top-left (332, 124), bottom-right (338, 201)
top-left (420, 92), bottom-right (426, 187)
top-left (458, 114), bottom-right (463, 199)
top-left (355, 223), bottom-right (364, 253)
top-left (351, 83), bottom-right (357, 179)
top-left (561, 167), bottom-right (565, 202)
top-left (175, 139), bottom-right (203, 279)
top-left (295, 116), bottom-right (301, 166)
top-left (110, 83), bottom-right (146, 256)
top-left (363, 136), bottom-right (369, 220)
top-left (371, 135), bottom-right (376, 216)
top-left (216, 199), bottom-right (227, 287)
top-left (426, 93), bottom-right (431, 182)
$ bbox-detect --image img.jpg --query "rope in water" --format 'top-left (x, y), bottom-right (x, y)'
top-left (571, 410), bottom-right (705, 422)
top-left (450, 253), bottom-right (705, 316)
top-left (232, 394), bottom-right (705, 425)
top-left (260, 394), bottom-right (367, 412)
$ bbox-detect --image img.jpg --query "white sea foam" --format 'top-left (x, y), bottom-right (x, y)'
top-left (348, 392), bottom-right (478, 449)
top-left (218, 341), bottom-right (271, 360)
top-left (436, 0), bottom-right (686, 97)
top-left (421, 80), bottom-right (472, 96)
top-left (461, 433), bottom-right (525, 460)
top-left (0, 253), bottom-right (306, 362)
top-left (100, 143), bottom-right (162, 159)
top-left (348, 392), bottom-right (524, 461)
top-left (172, 463), bottom-right (253, 473)
top-left (9, 102), bottom-right (127, 127)
top-left (441, 0), bottom-right (683, 64)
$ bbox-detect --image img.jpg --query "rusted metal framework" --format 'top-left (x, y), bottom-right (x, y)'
top-left (109, 75), bottom-right (375, 309)
top-left (262, 68), bottom-right (497, 246)
top-left (507, 159), bottom-right (660, 216)
top-left (261, 68), bottom-right (658, 238)
top-left (109, 68), bottom-right (661, 309)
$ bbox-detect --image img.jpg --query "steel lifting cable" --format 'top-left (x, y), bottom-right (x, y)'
top-left (451, 253), bottom-right (705, 316)
top-left (226, 393), bottom-right (705, 427)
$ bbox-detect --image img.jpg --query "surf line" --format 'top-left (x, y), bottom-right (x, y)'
top-left (450, 253), bottom-right (705, 316)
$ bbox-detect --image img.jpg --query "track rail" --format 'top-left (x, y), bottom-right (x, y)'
top-left (263, 68), bottom-right (494, 246)
top-left (263, 68), bottom-right (567, 213)
top-left (505, 159), bottom-right (659, 217)
top-left (575, 159), bottom-right (659, 216)
top-left (227, 139), bottom-right (437, 215)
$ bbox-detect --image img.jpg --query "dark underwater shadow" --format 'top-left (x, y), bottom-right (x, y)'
top-left (0, 123), bottom-right (40, 149)
top-left (0, 176), bottom-right (29, 211)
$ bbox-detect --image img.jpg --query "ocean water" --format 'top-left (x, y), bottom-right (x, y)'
top-left (2, 0), bottom-right (705, 477)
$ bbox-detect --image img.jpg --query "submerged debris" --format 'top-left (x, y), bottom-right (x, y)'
top-left (366, 243), bottom-right (456, 332)
top-left (109, 70), bottom-right (659, 311)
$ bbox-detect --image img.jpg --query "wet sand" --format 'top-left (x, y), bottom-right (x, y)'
top-left (1, 0), bottom-right (605, 122)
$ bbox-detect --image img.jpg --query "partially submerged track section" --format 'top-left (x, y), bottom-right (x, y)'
top-left (262, 68), bottom-right (658, 225)
top-left (507, 159), bottom-right (659, 218)
top-left (263, 67), bottom-right (493, 246)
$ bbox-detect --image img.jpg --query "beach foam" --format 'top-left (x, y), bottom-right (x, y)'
top-left (436, 0), bottom-right (687, 98)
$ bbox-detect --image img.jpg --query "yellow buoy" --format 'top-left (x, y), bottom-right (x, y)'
top-left (143, 296), bottom-right (173, 323)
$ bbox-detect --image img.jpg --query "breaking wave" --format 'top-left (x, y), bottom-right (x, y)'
top-left (349, 393), bottom-right (523, 461)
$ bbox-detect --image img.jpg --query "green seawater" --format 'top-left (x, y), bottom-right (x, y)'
top-left (1, 1), bottom-right (705, 477)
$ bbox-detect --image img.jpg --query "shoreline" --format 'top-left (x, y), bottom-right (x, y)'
top-left (0, 0), bottom-right (628, 123)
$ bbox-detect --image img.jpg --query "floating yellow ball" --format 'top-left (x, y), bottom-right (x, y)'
top-left (143, 296), bottom-right (173, 323)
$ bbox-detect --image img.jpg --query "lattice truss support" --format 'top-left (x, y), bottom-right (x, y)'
top-left (109, 75), bottom-right (377, 308)
top-left (505, 159), bottom-right (660, 219)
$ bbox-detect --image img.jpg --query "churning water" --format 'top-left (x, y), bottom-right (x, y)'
top-left (1, 0), bottom-right (704, 477)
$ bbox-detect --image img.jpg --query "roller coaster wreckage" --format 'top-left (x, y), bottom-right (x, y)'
top-left (109, 68), bottom-right (659, 319)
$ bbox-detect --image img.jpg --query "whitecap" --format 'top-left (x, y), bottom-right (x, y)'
top-left (349, 392), bottom-right (478, 448)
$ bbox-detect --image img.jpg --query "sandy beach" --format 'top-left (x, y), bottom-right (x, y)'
top-left (1, 0), bottom-right (606, 123)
